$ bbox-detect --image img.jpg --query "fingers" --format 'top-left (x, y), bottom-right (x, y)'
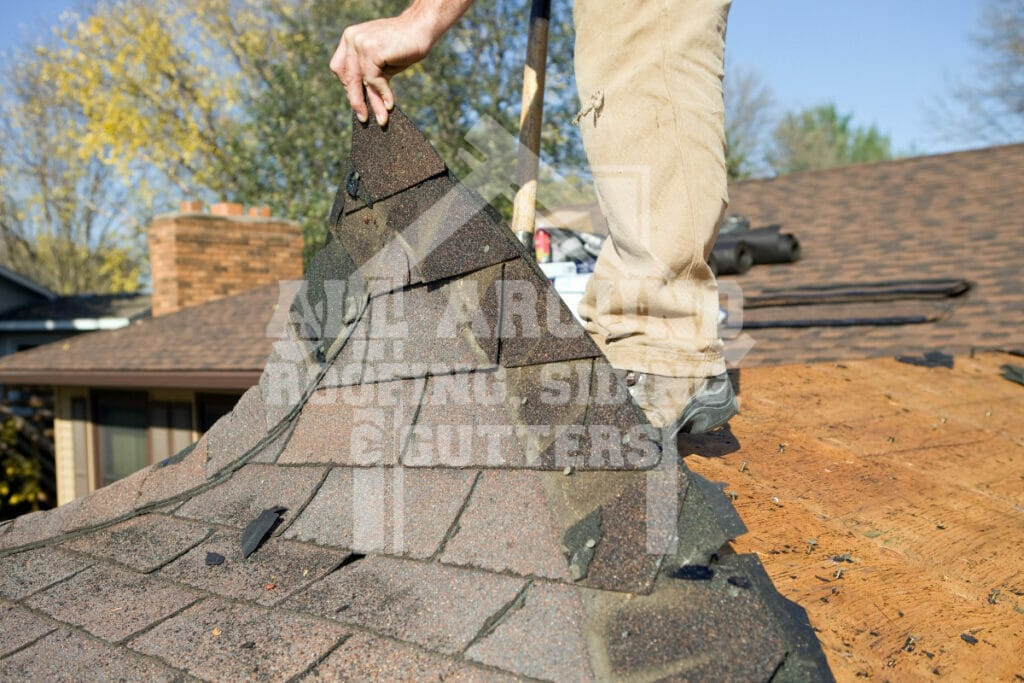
top-left (331, 30), bottom-right (397, 126)
top-left (364, 75), bottom-right (395, 126)
top-left (330, 36), bottom-right (370, 123)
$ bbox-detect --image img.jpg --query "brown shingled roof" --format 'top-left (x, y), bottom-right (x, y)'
top-left (0, 109), bottom-right (831, 681)
top-left (724, 144), bottom-right (1024, 366)
top-left (0, 284), bottom-right (281, 389)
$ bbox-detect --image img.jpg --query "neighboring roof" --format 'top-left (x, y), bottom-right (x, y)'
top-left (0, 292), bottom-right (151, 332)
top-left (724, 144), bottom-right (1024, 365)
top-left (0, 264), bottom-right (54, 300)
top-left (0, 285), bottom-right (280, 389)
top-left (0, 109), bottom-right (831, 681)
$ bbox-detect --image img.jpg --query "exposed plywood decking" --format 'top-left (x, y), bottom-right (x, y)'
top-left (686, 352), bottom-right (1024, 681)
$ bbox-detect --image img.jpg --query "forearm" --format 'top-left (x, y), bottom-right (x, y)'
top-left (401, 0), bottom-right (477, 46)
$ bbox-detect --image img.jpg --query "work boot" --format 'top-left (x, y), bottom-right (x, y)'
top-left (625, 371), bottom-right (738, 436)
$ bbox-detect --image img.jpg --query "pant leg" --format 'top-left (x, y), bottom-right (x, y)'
top-left (574, 0), bottom-right (731, 379)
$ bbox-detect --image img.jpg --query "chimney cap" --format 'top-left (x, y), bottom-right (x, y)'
top-left (179, 200), bottom-right (203, 213)
top-left (210, 202), bottom-right (245, 217)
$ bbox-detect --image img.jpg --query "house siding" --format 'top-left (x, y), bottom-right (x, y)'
top-left (53, 387), bottom-right (91, 505)
top-left (52, 386), bottom-right (242, 504)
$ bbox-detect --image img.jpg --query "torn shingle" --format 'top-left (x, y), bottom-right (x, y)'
top-left (241, 506), bottom-right (288, 559)
top-left (0, 105), bottom-right (832, 682)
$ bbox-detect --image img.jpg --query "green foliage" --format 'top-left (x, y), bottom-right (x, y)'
top-left (26, 0), bottom-right (587, 264)
top-left (768, 104), bottom-right (892, 175)
top-left (0, 396), bottom-right (55, 519)
top-left (0, 43), bottom-right (145, 294)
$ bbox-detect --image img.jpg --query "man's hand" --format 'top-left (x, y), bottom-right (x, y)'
top-left (331, 2), bottom-right (475, 126)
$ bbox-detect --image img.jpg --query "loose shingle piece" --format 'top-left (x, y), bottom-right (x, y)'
top-left (0, 107), bottom-right (831, 681)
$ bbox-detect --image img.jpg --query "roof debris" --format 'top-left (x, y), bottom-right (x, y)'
top-left (896, 350), bottom-right (955, 369)
top-left (240, 506), bottom-right (287, 559)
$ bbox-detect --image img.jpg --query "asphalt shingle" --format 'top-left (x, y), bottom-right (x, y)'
top-left (287, 555), bottom-right (525, 655)
top-left (128, 598), bottom-right (347, 681)
top-left (283, 466), bottom-right (477, 558)
top-left (304, 631), bottom-right (508, 682)
top-left (25, 564), bottom-right (200, 642)
top-left (0, 628), bottom-right (177, 681)
top-left (159, 532), bottom-right (347, 606)
top-left (440, 470), bottom-right (572, 580)
top-left (62, 514), bottom-right (211, 573)
top-left (0, 105), bottom-right (832, 681)
top-left (465, 582), bottom-right (594, 680)
top-left (174, 463), bottom-right (326, 529)
top-left (0, 547), bottom-right (93, 600)
top-left (277, 379), bottom-right (426, 466)
top-left (0, 601), bottom-right (55, 656)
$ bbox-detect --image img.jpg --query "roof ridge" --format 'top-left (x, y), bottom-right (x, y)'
top-left (733, 140), bottom-right (1024, 186)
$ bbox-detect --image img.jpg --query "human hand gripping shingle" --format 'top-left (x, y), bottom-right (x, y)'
top-left (331, 0), bottom-right (476, 126)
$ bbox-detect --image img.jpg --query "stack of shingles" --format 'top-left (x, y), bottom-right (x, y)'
top-left (0, 110), bottom-right (831, 682)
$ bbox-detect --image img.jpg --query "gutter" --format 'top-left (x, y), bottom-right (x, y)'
top-left (0, 317), bottom-right (132, 332)
top-left (0, 369), bottom-right (261, 390)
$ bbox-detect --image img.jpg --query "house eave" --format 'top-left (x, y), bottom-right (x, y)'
top-left (0, 369), bottom-right (261, 390)
top-left (0, 317), bottom-right (132, 332)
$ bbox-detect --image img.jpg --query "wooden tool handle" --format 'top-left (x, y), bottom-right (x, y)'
top-left (511, 0), bottom-right (551, 249)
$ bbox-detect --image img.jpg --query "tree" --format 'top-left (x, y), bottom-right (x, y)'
top-left (724, 66), bottom-right (776, 179)
top-left (0, 49), bottom-right (144, 294)
top-left (935, 0), bottom-right (1024, 145)
top-left (767, 104), bottom-right (892, 175)
top-left (35, 0), bottom-right (587, 261)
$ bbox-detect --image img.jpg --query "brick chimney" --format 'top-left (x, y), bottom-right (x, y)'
top-left (148, 201), bottom-right (304, 317)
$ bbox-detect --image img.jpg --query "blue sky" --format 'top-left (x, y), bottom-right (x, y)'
top-left (0, 0), bottom-right (987, 156)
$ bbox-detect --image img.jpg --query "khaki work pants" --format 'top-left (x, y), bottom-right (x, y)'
top-left (575, 0), bottom-right (731, 379)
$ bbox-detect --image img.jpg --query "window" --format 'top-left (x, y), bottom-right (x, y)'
top-left (149, 401), bottom-right (193, 463)
top-left (71, 398), bottom-right (90, 498)
top-left (196, 393), bottom-right (243, 432)
top-left (92, 391), bottom-right (149, 488)
top-left (85, 390), bottom-right (239, 489)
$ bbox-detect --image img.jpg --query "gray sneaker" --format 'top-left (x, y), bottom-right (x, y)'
top-left (626, 371), bottom-right (738, 436)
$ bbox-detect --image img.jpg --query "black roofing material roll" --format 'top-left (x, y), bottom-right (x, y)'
top-left (708, 241), bottom-right (753, 275)
top-left (713, 225), bottom-right (801, 269)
